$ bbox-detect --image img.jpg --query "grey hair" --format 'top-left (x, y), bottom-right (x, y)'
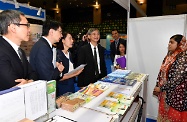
top-left (87, 28), bottom-right (100, 35)
top-left (0, 10), bottom-right (24, 35)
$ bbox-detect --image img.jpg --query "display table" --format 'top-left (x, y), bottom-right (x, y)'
top-left (36, 73), bottom-right (148, 122)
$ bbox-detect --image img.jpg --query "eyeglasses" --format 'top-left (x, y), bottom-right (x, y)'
top-left (13, 23), bottom-right (30, 28)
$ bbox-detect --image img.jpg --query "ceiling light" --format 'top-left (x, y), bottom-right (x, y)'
top-left (139, 1), bottom-right (143, 5)
top-left (56, 3), bottom-right (59, 8)
top-left (13, 0), bottom-right (19, 8)
top-left (96, 1), bottom-right (98, 5)
top-left (37, 7), bottom-right (42, 16)
top-left (93, 1), bottom-right (100, 9)
top-left (27, 2), bottom-right (30, 6)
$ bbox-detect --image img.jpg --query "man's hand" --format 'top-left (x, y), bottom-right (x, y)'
top-left (15, 79), bottom-right (29, 86)
top-left (56, 62), bottom-right (64, 73)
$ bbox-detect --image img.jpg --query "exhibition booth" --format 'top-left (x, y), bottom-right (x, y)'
top-left (0, 0), bottom-right (187, 121)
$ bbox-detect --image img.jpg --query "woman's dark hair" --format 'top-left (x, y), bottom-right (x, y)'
top-left (170, 34), bottom-right (183, 44)
top-left (57, 32), bottom-right (70, 50)
top-left (117, 41), bottom-right (126, 55)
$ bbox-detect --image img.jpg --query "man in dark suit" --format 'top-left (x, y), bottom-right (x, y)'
top-left (110, 29), bottom-right (127, 63)
top-left (77, 28), bottom-right (107, 87)
top-left (29, 20), bottom-right (64, 81)
top-left (0, 10), bottom-right (38, 91)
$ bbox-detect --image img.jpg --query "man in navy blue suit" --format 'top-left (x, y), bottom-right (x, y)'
top-left (30, 20), bottom-right (64, 81)
top-left (0, 10), bottom-right (38, 91)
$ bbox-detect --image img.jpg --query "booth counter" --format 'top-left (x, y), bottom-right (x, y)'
top-left (0, 70), bottom-right (148, 122)
top-left (36, 73), bottom-right (148, 122)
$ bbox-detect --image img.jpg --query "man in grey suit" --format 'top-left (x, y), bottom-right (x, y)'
top-left (30, 20), bottom-right (64, 81)
top-left (0, 10), bottom-right (38, 91)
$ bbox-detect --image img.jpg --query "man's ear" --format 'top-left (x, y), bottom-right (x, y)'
top-left (48, 29), bottom-right (54, 36)
top-left (8, 24), bottom-right (16, 33)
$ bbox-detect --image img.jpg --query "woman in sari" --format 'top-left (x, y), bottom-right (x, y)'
top-left (153, 34), bottom-right (187, 122)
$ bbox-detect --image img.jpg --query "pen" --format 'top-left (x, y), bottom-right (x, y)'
top-left (60, 115), bottom-right (77, 122)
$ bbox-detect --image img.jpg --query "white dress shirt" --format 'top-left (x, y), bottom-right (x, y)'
top-left (64, 51), bottom-right (74, 72)
top-left (90, 43), bottom-right (101, 74)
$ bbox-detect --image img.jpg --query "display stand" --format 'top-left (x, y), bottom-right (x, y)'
top-left (36, 74), bottom-right (148, 122)
top-left (121, 101), bottom-right (141, 122)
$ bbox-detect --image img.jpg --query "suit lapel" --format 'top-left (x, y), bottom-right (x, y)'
top-left (87, 43), bottom-right (95, 65)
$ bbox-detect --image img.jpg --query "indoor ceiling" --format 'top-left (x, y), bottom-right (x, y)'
top-left (16, 0), bottom-right (115, 10)
top-left (16, 0), bottom-right (187, 10)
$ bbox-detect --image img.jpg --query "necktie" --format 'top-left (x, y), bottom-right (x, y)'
top-left (18, 47), bottom-right (24, 63)
top-left (94, 47), bottom-right (99, 78)
top-left (115, 41), bottom-right (118, 50)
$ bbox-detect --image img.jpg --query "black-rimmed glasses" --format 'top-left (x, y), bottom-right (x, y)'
top-left (13, 23), bottom-right (30, 28)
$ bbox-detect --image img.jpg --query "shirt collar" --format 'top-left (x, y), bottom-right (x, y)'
top-left (2, 36), bottom-right (19, 51)
top-left (90, 43), bottom-right (97, 49)
top-left (115, 38), bottom-right (119, 42)
top-left (42, 36), bottom-right (52, 48)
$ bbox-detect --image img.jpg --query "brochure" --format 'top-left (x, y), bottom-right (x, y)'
top-left (65, 64), bottom-right (86, 75)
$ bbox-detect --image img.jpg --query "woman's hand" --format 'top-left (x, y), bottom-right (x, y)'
top-left (74, 68), bottom-right (84, 76)
top-left (115, 65), bottom-right (120, 69)
top-left (153, 86), bottom-right (160, 96)
top-left (60, 68), bottom-right (84, 81)
top-left (154, 87), bottom-right (160, 92)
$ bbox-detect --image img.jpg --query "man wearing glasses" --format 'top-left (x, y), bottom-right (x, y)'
top-left (29, 20), bottom-right (64, 81)
top-left (0, 10), bottom-right (38, 91)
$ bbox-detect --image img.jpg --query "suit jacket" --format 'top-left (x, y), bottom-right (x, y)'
top-left (30, 37), bottom-right (61, 81)
top-left (0, 36), bottom-right (37, 91)
top-left (110, 38), bottom-right (126, 62)
top-left (77, 43), bottom-right (107, 87)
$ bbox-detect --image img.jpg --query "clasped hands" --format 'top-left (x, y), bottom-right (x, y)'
top-left (115, 64), bottom-right (126, 70)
